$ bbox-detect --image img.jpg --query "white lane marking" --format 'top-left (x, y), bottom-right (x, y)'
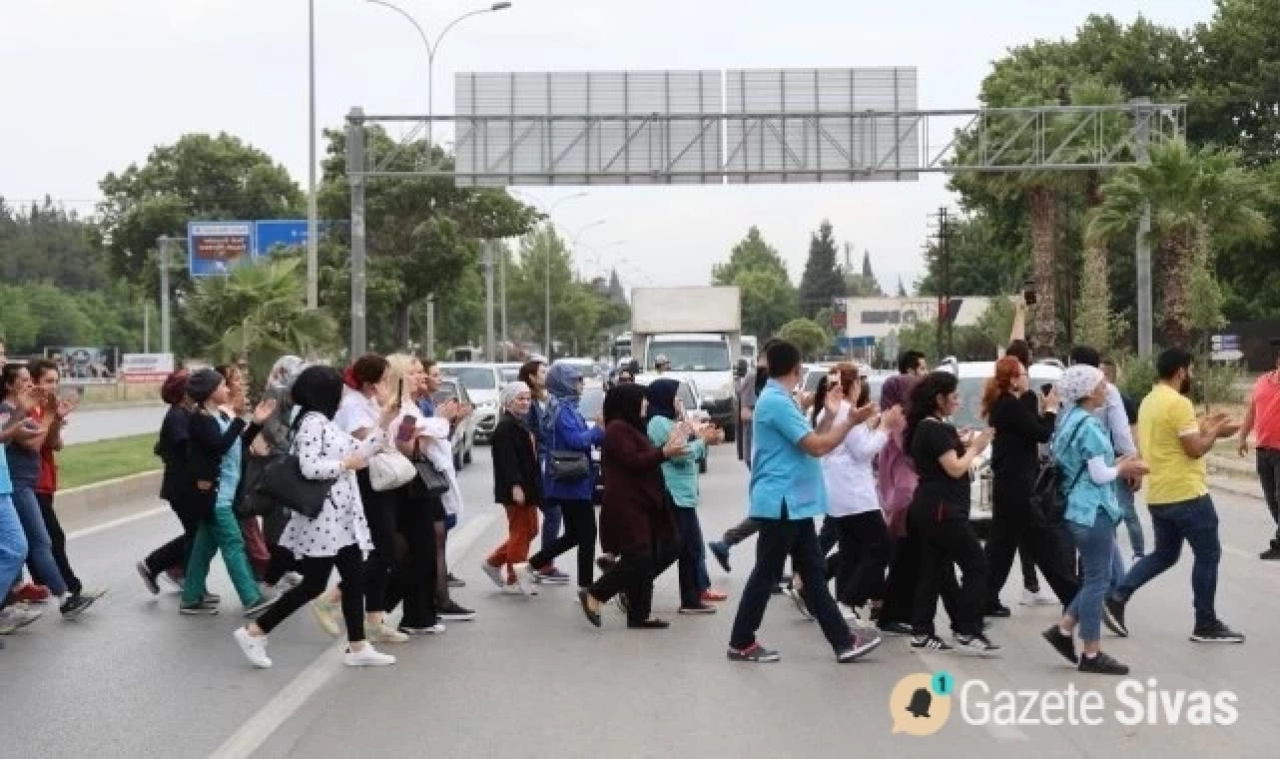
top-left (67, 506), bottom-right (169, 541)
top-left (207, 510), bottom-right (499, 759)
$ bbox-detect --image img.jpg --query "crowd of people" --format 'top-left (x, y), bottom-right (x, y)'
top-left (0, 335), bottom-right (1259, 675)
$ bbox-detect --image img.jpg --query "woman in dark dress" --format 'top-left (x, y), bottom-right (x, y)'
top-left (577, 383), bottom-right (687, 629)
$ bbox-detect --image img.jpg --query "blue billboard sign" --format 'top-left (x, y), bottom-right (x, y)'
top-left (187, 221), bottom-right (255, 277)
top-left (255, 220), bottom-right (310, 256)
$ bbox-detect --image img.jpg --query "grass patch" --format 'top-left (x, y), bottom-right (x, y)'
top-left (56, 433), bottom-right (161, 490)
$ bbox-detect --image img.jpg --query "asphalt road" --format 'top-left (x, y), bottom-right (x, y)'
top-left (2, 445), bottom-right (1277, 758)
top-left (61, 405), bottom-right (168, 445)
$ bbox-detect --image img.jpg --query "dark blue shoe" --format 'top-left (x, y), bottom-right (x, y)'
top-left (708, 541), bottom-right (731, 573)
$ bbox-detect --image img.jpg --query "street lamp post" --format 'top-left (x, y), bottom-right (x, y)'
top-left (365, 1), bottom-right (512, 355)
top-left (307, 0), bottom-right (318, 310)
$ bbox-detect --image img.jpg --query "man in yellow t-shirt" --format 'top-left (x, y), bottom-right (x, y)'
top-left (1105, 347), bottom-right (1244, 644)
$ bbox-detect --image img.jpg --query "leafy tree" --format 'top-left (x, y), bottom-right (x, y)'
top-left (187, 256), bottom-right (339, 382)
top-left (736, 268), bottom-right (799, 339)
top-left (798, 221), bottom-right (847, 317)
top-left (712, 226), bottom-right (792, 286)
top-left (0, 198), bottom-right (111, 291)
top-left (1090, 141), bottom-right (1272, 345)
top-left (317, 127), bottom-right (540, 349)
top-left (896, 277), bottom-right (908, 297)
top-left (843, 246), bottom-right (884, 297)
top-left (778, 318), bottom-right (830, 360)
top-left (916, 213), bottom-right (1025, 297)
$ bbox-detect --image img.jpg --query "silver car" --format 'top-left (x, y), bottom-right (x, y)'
top-left (433, 378), bottom-right (478, 471)
top-left (439, 363), bottom-right (502, 443)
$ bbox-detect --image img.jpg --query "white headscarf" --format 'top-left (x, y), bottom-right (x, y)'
top-left (1057, 365), bottom-right (1104, 405)
top-left (500, 381), bottom-right (531, 412)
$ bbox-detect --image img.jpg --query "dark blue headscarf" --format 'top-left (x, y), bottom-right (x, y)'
top-left (546, 362), bottom-right (583, 407)
top-left (645, 378), bottom-right (680, 423)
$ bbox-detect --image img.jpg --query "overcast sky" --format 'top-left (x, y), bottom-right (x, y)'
top-left (1, 0), bottom-right (1211, 292)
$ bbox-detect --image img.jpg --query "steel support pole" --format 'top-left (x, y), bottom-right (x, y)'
top-left (159, 236), bottom-right (173, 355)
top-left (347, 108), bottom-right (368, 357)
top-left (544, 240), bottom-right (551, 358)
top-left (426, 298), bottom-right (435, 358)
top-left (1133, 97), bottom-right (1153, 357)
top-left (483, 241), bottom-right (496, 361)
top-left (500, 246), bottom-right (508, 361)
top-left (306, 0), bottom-right (319, 310)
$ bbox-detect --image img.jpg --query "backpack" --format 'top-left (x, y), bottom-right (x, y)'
top-left (1029, 414), bottom-right (1089, 524)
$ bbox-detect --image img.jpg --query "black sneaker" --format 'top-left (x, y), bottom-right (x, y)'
top-left (596, 555), bottom-right (618, 574)
top-left (616, 592), bottom-right (630, 615)
top-left (135, 561), bottom-right (159, 596)
top-left (708, 541), bottom-right (731, 573)
top-left (179, 602), bottom-right (219, 616)
top-left (727, 642), bottom-right (780, 663)
top-left (1042, 625), bottom-right (1078, 664)
top-left (879, 620), bottom-right (914, 636)
top-left (1078, 650), bottom-right (1130, 675)
top-left (1190, 620), bottom-right (1245, 644)
top-left (837, 631), bottom-right (883, 663)
top-left (59, 593), bottom-right (97, 620)
top-left (953, 632), bottom-right (1001, 656)
top-left (1260, 546), bottom-right (1280, 561)
top-left (910, 633), bottom-right (953, 651)
top-left (243, 594), bottom-right (278, 619)
top-left (447, 573), bottom-right (466, 588)
top-left (1104, 596), bottom-right (1129, 637)
top-left (984, 602), bottom-right (1012, 618)
top-left (438, 601), bottom-right (476, 621)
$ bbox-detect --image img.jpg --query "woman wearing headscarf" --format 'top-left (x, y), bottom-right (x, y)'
top-left (234, 366), bottom-right (396, 668)
top-left (1041, 365), bottom-right (1148, 675)
top-left (137, 370), bottom-right (197, 594)
top-left (645, 378), bottom-right (721, 615)
top-left (482, 381), bottom-right (543, 595)
top-left (179, 368), bottom-right (277, 617)
top-left (248, 355), bottom-right (308, 592)
top-left (578, 383), bottom-right (688, 629)
top-left (527, 362), bottom-right (605, 588)
top-left (517, 359), bottom-right (569, 584)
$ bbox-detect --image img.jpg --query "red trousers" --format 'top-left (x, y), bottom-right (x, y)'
top-left (487, 504), bottom-right (540, 582)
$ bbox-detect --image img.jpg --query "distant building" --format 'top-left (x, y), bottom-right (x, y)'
top-left (832, 295), bottom-right (995, 348)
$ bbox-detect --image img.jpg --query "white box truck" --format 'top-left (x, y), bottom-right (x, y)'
top-left (631, 286), bottom-right (742, 441)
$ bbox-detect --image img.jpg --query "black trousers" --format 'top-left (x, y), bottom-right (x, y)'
top-left (144, 494), bottom-right (202, 579)
top-left (257, 544), bottom-right (367, 643)
top-left (386, 490), bottom-right (439, 628)
top-left (983, 477), bottom-right (1079, 608)
top-left (728, 510), bottom-right (853, 652)
top-left (910, 508), bottom-right (988, 637)
top-left (832, 512), bottom-right (891, 608)
top-left (671, 506), bottom-right (704, 608)
top-left (590, 542), bottom-right (677, 625)
top-left (356, 470), bottom-right (396, 614)
top-left (33, 493), bottom-right (81, 596)
top-left (529, 499), bottom-right (597, 588)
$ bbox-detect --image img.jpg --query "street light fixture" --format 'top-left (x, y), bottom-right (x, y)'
top-left (363, 0), bottom-right (512, 356)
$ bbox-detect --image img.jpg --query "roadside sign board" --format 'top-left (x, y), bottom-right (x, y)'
top-left (188, 221), bottom-right (254, 276)
top-left (255, 219), bottom-right (309, 256)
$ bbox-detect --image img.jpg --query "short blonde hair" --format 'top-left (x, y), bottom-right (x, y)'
top-left (384, 353), bottom-right (420, 407)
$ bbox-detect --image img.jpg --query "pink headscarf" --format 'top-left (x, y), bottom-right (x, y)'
top-left (876, 374), bottom-right (920, 538)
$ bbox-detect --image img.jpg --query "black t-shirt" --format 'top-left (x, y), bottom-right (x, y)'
top-left (989, 392), bottom-right (1056, 481)
top-left (1120, 392), bottom-right (1138, 425)
top-left (909, 417), bottom-right (970, 515)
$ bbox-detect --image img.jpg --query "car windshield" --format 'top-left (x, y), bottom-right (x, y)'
top-left (651, 341), bottom-right (730, 371)
top-left (951, 377), bottom-right (989, 430)
top-left (433, 381), bottom-right (464, 403)
top-left (804, 370), bottom-right (826, 393)
top-left (500, 368), bottom-right (519, 382)
top-left (580, 386), bottom-right (605, 421)
top-left (445, 366), bottom-right (496, 390)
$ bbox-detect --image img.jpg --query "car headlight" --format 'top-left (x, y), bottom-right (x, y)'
top-left (477, 401), bottom-right (496, 412)
top-left (702, 382), bottom-right (735, 403)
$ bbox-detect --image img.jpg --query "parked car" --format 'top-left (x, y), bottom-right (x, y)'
top-left (937, 358), bottom-right (1064, 540)
top-left (439, 363), bottom-right (502, 443)
top-left (498, 362), bottom-right (522, 384)
top-left (433, 377), bottom-right (478, 471)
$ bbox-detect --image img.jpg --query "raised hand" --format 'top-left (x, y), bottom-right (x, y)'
top-left (252, 397), bottom-right (278, 425)
top-left (663, 424), bottom-right (690, 459)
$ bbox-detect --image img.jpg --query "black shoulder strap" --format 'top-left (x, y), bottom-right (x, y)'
top-left (1058, 412), bottom-right (1091, 494)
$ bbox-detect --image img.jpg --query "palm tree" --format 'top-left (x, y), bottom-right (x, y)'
top-left (188, 256), bottom-right (339, 381)
top-left (1090, 141), bottom-right (1271, 346)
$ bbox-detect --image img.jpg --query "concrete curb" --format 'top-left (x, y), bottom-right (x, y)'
top-left (55, 470), bottom-right (163, 531)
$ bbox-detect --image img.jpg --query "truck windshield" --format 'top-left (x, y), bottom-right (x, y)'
top-left (652, 342), bottom-right (730, 371)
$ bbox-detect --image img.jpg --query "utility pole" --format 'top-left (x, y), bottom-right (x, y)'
top-left (306, 0), bottom-right (319, 310)
top-left (483, 241), bottom-right (496, 361)
top-left (499, 245), bottom-right (509, 361)
top-left (927, 207), bottom-right (953, 357)
top-left (1133, 96), bottom-right (1154, 358)
top-left (347, 108), bottom-right (368, 357)
top-left (157, 235), bottom-right (175, 354)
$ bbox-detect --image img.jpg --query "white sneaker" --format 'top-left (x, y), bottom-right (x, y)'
top-left (277, 572), bottom-right (304, 592)
top-left (481, 562), bottom-right (505, 589)
top-left (365, 621), bottom-right (409, 643)
top-left (1020, 588), bottom-right (1057, 607)
top-left (233, 627), bottom-right (272, 668)
top-left (344, 644), bottom-right (396, 667)
top-left (399, 623), bottom-right (446, 636)
top-left (0, 605), bottom-right (43, 633)
top-left (513, 563), bottom-right (537, 596)
top-left (310, 597), bottom-right (342, 638)
top-left (840, 604), bottom-right (860, 622)
top-left (501, 583), bottom-right (522, 595)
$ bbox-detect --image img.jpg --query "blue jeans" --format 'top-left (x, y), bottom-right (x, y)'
top-left (10, 486), bottom-right (67, 596)
top-left (0, 495), bottom-right (30, 607)
top-left (1066, 510), bottom-right (1117, 641)
top-left (1114, 495), bottom-right (1221, 627)
top-left (1116, 482), bottom-right (1144, 556)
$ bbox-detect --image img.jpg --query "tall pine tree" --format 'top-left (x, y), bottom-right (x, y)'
top-left (799, 221), bottom-right (847, 318)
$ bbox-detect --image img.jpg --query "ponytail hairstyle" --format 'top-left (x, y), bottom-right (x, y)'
top-left (344, 353), bottom-right (388, 392)
top-left (904, 371), bottom-right (959, 452)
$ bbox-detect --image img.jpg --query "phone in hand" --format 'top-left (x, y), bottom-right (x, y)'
top-left (1041, 383), bottom-right (1053, 396)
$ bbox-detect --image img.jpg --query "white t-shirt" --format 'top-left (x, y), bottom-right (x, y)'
top-left (818, 401), bottom-right (888, 518)
top-left (334, 388), bottom-right (380, 437)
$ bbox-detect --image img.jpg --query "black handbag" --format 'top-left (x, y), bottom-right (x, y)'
top-left (412, 438), bottom-right (450, 497)
top-left (547, 406), bottom-right (591, 481)
top-left (251, 414), bottom-right (336, 519)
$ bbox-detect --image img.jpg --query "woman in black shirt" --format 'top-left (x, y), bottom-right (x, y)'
top-left (904, 371), bottom-right (999, 655)
top-left (981, 356), bottom-right (1079, 616)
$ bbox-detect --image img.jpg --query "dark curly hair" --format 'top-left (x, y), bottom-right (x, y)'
top-left (904, 371), bottom-right (959, 452)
